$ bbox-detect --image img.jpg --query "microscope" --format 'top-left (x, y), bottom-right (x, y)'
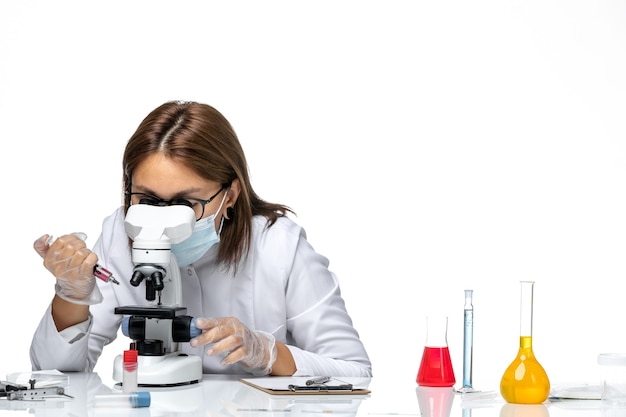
top-left (112, 204), bottom-right (203, 386)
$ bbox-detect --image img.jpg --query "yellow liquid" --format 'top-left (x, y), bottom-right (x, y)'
top-left (500, 336), bottom-right (550, 404)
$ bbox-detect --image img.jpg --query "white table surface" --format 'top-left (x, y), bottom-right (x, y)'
top-left (0, 373), bottom-right (619, 417)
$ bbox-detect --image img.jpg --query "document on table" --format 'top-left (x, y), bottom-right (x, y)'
top-left (240, 377), bottom-right (371, 395)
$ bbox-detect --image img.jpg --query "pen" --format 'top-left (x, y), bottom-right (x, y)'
top-left (289, 384), bottom-right (353, 392)
top-left (306, 376), bottom-right (331, 386)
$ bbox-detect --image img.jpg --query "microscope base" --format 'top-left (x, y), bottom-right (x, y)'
top-left (113, 353), bottom-right (202, 386)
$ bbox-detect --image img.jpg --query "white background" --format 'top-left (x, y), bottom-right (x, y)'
top-left (1, 0), bottom-right (625, 392)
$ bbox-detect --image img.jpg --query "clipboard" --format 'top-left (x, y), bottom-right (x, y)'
top-left (240, 377), bottom-right (371, 395)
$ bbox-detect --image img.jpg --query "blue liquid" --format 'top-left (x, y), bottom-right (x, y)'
top-left (462, 308), bottom-right (473, 388)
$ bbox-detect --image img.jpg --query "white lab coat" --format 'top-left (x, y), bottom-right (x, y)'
top-left (30, 207), bottom-right (372, 377)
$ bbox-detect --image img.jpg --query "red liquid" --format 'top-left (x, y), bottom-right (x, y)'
top-left (416, 346), bottom-right (456, 387)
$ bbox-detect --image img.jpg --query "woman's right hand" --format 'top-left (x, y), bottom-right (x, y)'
top-left (34, 233), bottom-right (100, 304)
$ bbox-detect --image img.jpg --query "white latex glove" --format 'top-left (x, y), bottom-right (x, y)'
top-left (33, 233), bottom-right (103, 305)
top-left (190, 317), bottom-right (277, 376)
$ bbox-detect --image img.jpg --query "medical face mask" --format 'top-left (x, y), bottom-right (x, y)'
top-left (171, 192), bottom-right (227, 267)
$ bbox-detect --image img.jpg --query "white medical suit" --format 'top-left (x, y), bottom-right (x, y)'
top-left (30, 207), bottom-right (372, 377)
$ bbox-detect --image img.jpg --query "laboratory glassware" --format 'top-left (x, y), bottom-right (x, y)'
top-left (598, 353), bottom-right (626, 404)
top-left (417, 316), bottom-right (456, 387)
top-left (123, 349), bottom-right (138, 393)
top-left (94, 392), bottom-right (151, 408)
top-left (458, 289), bottom-right (477, 393)
top-left (500, 281), bottom-right (550, 404)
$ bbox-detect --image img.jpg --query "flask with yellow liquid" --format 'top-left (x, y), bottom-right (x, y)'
top-left (500, 280), bottom-right (550, 404)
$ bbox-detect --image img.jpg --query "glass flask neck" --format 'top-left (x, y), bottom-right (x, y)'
top-left (425, 316), bottom-right (449, 347)
top-left (519, 335), bottom-right (533, 350)
top-left (519, 281), bottom-right (534, 337)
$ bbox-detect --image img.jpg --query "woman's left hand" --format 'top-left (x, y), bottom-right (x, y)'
top-left (190, 317), bottom-right (277, 375)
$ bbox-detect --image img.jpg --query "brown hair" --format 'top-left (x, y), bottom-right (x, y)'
top-left (122, 100), bottom-right (293, 266)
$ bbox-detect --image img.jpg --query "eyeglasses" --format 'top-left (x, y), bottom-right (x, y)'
top-left (126, 185), bottom-right (227, 221)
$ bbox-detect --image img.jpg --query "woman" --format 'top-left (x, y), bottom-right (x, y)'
top-left (30, 100), bottom-right (372, 377)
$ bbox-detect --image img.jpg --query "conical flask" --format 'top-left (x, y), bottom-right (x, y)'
top-left (500, 281), bottom-right (550, 404)
top-left (417, 316), bottom-right (456, 387)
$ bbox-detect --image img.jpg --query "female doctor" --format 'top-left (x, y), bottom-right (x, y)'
top-left (30, 100), bottom-right (371, 377)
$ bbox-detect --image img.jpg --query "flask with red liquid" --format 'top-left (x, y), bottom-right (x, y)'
top-left (417, 316), bottom-right (456, 387)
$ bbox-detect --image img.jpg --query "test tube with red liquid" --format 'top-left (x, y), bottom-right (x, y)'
top-left (123, 349), bottom-right (138, 393)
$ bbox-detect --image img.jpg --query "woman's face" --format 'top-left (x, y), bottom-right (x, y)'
top-left (130, 153), bottom-right (230, 225)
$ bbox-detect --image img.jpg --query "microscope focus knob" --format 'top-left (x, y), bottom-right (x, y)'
top-left (172, 316), bottom-right (202, 342)
top-left (121, 316), bottom-right (146, 341)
